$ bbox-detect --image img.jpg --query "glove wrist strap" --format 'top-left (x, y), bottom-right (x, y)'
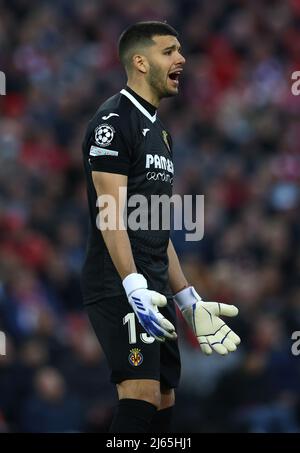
top-left (174, 286), bottom-right (202, 311)
top-left (122, 273), bottom-right (148, 298)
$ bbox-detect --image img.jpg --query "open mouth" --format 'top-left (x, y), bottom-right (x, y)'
top-left (168, 70), bottom-right (182, 85)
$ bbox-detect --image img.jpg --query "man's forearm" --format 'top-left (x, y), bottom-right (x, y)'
top-left (101, 228), bottom-right (137, 280)
top-left (167, 239), bottom-right (189, 294)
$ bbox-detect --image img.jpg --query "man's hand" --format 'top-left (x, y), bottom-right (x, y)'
top-left (123, 273), bottom-right (177, 342)
top-left (174, 286), bottom-right (241, 355)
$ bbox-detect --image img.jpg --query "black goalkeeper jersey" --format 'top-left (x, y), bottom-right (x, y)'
top-left (81, 87), bottom-right (174, 304)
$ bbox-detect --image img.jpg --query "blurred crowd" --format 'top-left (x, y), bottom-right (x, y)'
top-left (0, 0), bottom-right (300, 432)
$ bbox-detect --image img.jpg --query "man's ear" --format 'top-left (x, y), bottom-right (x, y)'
top-left (132, 54), bottom-right (148, 74)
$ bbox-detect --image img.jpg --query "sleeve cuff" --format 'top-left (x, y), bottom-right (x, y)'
top-left (173, 286), bottom-right (202, 310)
top-left (122, 273), bottom-right (148, 297)
top-left (90, 161), bottom-right (129, 175)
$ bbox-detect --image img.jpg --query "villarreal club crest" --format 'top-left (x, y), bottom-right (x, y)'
top-left (128, 348), bottom-right (143, 367)
top-left (162, 130), bottom-right (171, 153)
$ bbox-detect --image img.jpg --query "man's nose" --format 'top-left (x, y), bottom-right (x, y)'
top-left (177, 52), bottom-right (186, 65)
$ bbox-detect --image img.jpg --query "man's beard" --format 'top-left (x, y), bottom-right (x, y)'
top-left (147, 63), bottom-right (175, 99)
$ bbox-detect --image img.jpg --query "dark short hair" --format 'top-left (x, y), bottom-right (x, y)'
top-left (118, 21), bottom-right (178, 70)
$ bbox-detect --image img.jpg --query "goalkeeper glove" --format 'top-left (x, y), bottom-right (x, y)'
top-left (123, 273), bottom-right (177, 342)
top-left (174, 286), bottom-right (241, 355)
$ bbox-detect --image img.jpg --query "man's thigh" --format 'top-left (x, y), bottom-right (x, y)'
top-left (85, 296), bottom-right (181, 389)
top-left (86, 295), bottom-right (161, 384)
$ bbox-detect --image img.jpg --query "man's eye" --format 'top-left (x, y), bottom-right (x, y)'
top-left (164, 51), bottom-right (172, 55)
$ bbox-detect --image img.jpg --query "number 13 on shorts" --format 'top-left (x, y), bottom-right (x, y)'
top-left (123, 313), bottom-right (155, 344)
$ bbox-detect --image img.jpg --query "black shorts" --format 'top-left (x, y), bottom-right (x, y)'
top-left (86, 295), bottom-right (181, 389)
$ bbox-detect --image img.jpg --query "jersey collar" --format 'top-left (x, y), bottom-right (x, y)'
top-left (120, 88), bottom-right (157, 123)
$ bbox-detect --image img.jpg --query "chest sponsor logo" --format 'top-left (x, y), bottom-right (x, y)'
top-left (146, 172), bottom-right (173, 184)
top-left (145, 154), bottom-right (174, 173)
top-left (145, 154), bottom-right (174, 184)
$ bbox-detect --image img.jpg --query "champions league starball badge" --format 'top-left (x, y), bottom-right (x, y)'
top-left (94, 123), bottom-right (115, 147)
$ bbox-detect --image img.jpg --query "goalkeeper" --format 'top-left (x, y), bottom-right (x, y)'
top-left (81, 21), bottom-right (240, 434)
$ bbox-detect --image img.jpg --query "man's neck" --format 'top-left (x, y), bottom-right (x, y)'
top-left (126, 81), bottom-right (160, 108)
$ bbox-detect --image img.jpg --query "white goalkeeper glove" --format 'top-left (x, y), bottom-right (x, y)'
top-left (123, 273), bottom-right (177, 342)
top-left (174, 286), bottom-right (241, 355)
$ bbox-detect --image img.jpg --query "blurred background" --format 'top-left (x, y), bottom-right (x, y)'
top-left (0, 0), bottom-right (300, 433)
